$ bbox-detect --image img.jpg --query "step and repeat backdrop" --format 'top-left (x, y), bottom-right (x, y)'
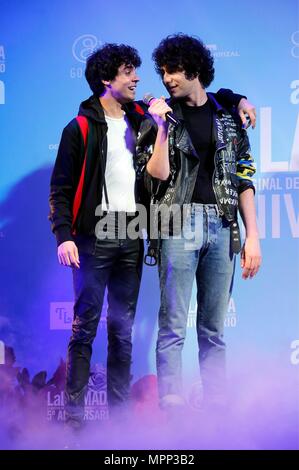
top-left (0, 0), bottom-right (298, 436)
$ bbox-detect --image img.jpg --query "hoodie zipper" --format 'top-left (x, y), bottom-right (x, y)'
top-left (101, 128), bottom-right (109, 213)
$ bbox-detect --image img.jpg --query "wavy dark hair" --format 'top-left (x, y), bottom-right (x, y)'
top-left (152, 33), bottom-right (214, 88)
top-left (85, 43), bottom-right (141, 96)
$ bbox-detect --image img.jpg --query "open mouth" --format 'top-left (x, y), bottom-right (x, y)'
top-left (128, 86), bottom-right (136, 91)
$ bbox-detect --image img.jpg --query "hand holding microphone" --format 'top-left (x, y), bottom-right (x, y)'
top-left (143, 93), bottom-right (179, 127)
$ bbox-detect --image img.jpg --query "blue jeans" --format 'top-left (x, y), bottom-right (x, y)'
top-left (157, 204), bottom-right (236, 409)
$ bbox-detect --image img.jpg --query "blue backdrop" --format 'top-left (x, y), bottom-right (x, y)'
top-left (0, 0), bottom-right (298, 447)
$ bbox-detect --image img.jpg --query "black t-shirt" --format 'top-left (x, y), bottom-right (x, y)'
top-left (180, 98), bottom-right (217, 204)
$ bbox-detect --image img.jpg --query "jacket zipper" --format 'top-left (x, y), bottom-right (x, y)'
top-left (212, 147), bottom-right (225, 217)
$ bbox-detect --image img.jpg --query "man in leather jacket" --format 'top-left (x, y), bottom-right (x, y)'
top-left (140, 34), bottom-right (262, 414)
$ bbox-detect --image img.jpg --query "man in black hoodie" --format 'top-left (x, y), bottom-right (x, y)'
top-left (49, 42), bottom-right (256, 429)
top-left (49, 44), bottom-right (146, 429)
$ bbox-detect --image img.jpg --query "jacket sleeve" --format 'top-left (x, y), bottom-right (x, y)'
top-left (135, 116), bottom-right (162, 197)
top-left (235, 128), bottom-right (256, 195)
top-left (136, 141), bottom-right (175, 202)
top-left (135, 142), bottom-right (155, 195)
top-left (214, 88), bottom-right (247, 108)
top-left (135, 114), bottom-right (179, 203)
top-left (49, 120), bottom-right (83, 246)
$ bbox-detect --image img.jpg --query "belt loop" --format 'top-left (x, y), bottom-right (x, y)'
top-left (191, 203), bottom-right (195, 222)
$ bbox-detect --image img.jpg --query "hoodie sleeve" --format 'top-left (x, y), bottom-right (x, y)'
top-left (48, 119), bottom-right (83, 246)
top-left (213, 88), bottom-right (247, 109)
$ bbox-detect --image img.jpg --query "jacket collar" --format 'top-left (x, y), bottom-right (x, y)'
top-left (168, 92), bottom-right (225, 120)
top-left (168, 93), bottom-right (227, 154)
top-left (78, 95), bottom-right (148, 138)
top-left (78, 95), bottom-right (107, 124)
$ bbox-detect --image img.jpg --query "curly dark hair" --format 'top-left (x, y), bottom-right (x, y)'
top-left (85, 43), bottom-right (141, 96)
top-left (152, 33), bottom-right (214, 88)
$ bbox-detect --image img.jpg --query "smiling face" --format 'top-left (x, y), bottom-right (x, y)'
top-left (107, 64), bottom-right (140, 103)
top-left (161, 66), bottom-right (202, 100)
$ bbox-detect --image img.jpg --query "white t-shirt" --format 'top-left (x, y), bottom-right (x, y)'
top-left (102, 114), bottom-right (136, 212)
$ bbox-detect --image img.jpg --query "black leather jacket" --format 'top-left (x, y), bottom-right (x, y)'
top-left (135, 93), bottom-right (256, 256)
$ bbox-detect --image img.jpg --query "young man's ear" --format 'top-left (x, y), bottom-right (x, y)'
top-left (102, 80), bottom-right (111, 88)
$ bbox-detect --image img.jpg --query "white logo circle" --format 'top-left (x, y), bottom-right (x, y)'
top-left (72, 34), bottom-right (100, 63)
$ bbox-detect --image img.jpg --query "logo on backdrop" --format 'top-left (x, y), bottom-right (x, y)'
top-left (0, 45), bottom-right (5, 105)
top-left (48, 144), bottom-right (58, 151)
top-left (188, 296), bottom-right (237, 328)
top-left (50, 302), bottom-right (107, 330)
top-left (257, 91), bottom-right (299, 239)
top-left (291, 31), bottom-right (299, 59)
top-left (290, 80), bottom-right (299, 105)
top-left (256, 35), bottom-right (299, 238)
top-left (70, 34), bottom-right (102, 79)
top-left (0, 81), bottom-right (4, 105)
top-left (0, 45), bottom-right (5, 73)
top-left (72, 34), bottom-right (99, 63)
top-left (47, 364), bottom-right (108, 422)
top-left (206, 44), bottom-right (240, 60)
top-left (253, 175), bottom-right (299, 240)
top-left (290, 339), bottom-right (299, 365)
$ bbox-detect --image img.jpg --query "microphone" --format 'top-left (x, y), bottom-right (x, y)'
top-left (143, 93), bottom-right (179, 127)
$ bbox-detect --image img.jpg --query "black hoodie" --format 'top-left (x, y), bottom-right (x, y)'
top-left (49, 95), bottom-right (145, 246)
